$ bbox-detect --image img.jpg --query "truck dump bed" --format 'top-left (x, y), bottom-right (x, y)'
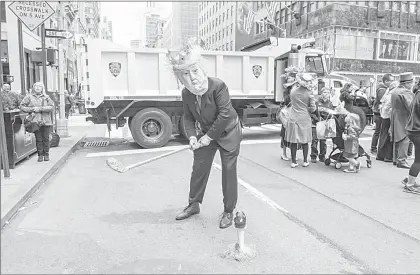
top-left (86, 39), bottom-right (276, 108)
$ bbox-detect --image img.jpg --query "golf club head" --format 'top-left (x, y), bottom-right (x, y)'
top-left (106, 157), bottom-right (128, 173)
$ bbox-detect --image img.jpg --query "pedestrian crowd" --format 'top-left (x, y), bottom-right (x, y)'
top-left (279, 67), bottom-right (419, 185)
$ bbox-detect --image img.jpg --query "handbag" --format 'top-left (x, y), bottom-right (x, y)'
top-left (276, 103), bottom-right (291, 125)
top-left (24, 98), bottom-right (44, 133)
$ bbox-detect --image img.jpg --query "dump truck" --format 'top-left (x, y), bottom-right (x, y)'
top-left (84, 38), bottom-right (329, 148)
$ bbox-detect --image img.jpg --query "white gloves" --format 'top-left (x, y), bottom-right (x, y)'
top-left (198, 134), bottom-right (212, 147)
top-left (189, 137), bottom-right (201, 150)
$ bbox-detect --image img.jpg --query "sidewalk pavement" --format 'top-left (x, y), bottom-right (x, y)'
top-left (1, 118), bottom-right (91, 229)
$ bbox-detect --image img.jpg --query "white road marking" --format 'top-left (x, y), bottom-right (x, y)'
top-left (211, 162), bottom-right (289, 214)
top-left (86, 136), bottom-right (372, 158)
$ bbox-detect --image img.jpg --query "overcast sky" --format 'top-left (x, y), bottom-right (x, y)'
top-left (101, 2), bottom-right (172, 47)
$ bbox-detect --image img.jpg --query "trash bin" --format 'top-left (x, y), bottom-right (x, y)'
top-left (1, 110), bottom-right (37, 169)
top-left (78, 102), bottom-right (86, 114)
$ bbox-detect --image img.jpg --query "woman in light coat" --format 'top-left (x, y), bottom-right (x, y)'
top-left (284, 72), bottom-right (317, 168)
top-left (20, 82), bottom-right (55, 162)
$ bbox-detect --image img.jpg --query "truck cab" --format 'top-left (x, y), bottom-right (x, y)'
top-left (274, 41), bottom-right (329, 102)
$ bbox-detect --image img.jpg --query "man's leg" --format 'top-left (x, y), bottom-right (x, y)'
top-left (176, 145), bottom-right (217, 221)
top-left (397, 136), bottom-right (410, 168)
top-left (219, 144), bottom-right (240, 229)
top-left (188, 145), bottom-right (218, 205)
top-left (371, 114), bottom-right (382, 153)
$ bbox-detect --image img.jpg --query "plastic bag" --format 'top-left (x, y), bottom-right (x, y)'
top-left (316, 118), bottom-right (336, 139)
top-left (277, 106), bottom-right (291, 126)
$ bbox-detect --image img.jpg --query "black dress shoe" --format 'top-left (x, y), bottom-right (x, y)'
top-left (175, 203), bottom-right (200, 220)
top-left (376, 157), bottom-right (384, 161)
top-left (384, 158), bottom-right (393, 163)
top-left (219, 212), bottom-right (233, 229)
top-left (44, 155), bottom-right (50, 161)
top-left (37, 156), bottom-right (44, 162)
top-left (397, 163), bottom-right (410, 169)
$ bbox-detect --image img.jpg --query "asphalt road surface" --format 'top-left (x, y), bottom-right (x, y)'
top-left (1, 123), bottom-right (419, 274)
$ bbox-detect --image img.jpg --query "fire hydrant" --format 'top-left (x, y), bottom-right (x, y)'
top-left (234, 211), bottom-right (247, 251)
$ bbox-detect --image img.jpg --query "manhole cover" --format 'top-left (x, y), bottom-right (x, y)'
top-left (84, 141), bottom-right (110, 147)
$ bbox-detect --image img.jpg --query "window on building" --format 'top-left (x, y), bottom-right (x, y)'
top-left (231, 23), bottom-right (233, 34)
top-left (378, 32), bottom-right (417, 61)
top-left (401, 1), bottom-right (409, 12)
top-left (1, 1), bottom-right (6, 22)
top-left (231, 7), bottom-right (234, 16)
top-left (216, 18), bottom-right (218, 26)
top-left (275, 10), bottom-right (280, 26)
top-left (227, 9), bottom-right (229, 18)
top-left (219, 15), bottom-right (221, 23)
top-left (230, 41), bottom-right (233, 51)
top-left (309, 1), bottom-right (315, 12)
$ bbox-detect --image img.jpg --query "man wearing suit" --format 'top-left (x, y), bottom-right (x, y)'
top-left (390, 72), bottom-right (415, 169)
top-left (167, 42), bottom-right (242, 229)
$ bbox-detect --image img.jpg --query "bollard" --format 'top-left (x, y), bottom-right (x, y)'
top-left (234, 211), bottom-right (247, 251)
top-left (220, 210), bottom-right (256, 262)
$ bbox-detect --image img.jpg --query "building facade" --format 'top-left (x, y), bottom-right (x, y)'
top-left (83, 2), bottom-right (100, 38)
top-left (130, 40), bottom-right (141, 48)
top-left (161, 2), bottom-right (198, 49)
top-left (198, 2), bottom-right (236, 51)
top-left (144, 13), bottom-right (166, 48)
top-left (1, 1), bottom-right (96, 99)
top-left (279, 1), bottom-right (420, 88)
top-left (100, 16), bottom-right (113, 42)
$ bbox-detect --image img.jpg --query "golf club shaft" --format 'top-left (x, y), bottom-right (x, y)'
top-left (126, 146), bottom-right (190, 170)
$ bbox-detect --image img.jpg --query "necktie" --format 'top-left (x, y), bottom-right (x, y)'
top-left (196, 95), bottom-right (202, 115)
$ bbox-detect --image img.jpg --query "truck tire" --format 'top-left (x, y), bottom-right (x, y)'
top-left (178, 115), bottom-right (189, 140)
top-left (130, 108), bottom-right (173, 148)
top-left (128, 117), bottom-right (133, 131)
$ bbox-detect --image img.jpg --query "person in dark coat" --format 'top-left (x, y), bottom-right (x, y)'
top-left (390, 72), bottom-right (414, 169)
top-left (168, 40), bottom-right (242, 229)
top-left (371, 74), bottom-right (394, 155)
top-left (403, 79), bottom-right (420, 191)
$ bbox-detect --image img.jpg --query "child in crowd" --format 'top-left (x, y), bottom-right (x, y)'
top-left (342, 113), bottom-right (362, 173)
top-left (310, 87), bottom-right (334, 163)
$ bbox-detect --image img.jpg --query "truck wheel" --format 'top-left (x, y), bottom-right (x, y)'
top-left (178, 115), bottom-right (189, 140)
top-left (128, 117), bottom-right (133, 131)
top-left (130, 108), bottom-right (172, 148)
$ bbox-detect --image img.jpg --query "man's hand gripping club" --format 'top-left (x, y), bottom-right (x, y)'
top-left (189, 134), bottom-right (212, 150)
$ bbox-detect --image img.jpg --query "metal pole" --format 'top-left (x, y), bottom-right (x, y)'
top-left (0, 15), bottom-right (10, 179)
top-left (41, 23), bottom-right (48, 92)
top-left (56, 2), bottom-right (69, 136)
top-left (17, 20), bottom-right (26, 96)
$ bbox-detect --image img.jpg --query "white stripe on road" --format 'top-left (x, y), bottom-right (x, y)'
top-left (85, 136), bottom-right (373, 158)
top-left (86, 139), bottom-right (285, 158)
top-left (211, 162), bottom-right (290, 214)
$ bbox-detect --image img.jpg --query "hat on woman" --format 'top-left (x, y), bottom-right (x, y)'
top-left (400, 72), bottom-right (414, 83)
top-left (294, 73), bottom-right (318, 92)
top-left (282, 66), bottom-right (305, 88)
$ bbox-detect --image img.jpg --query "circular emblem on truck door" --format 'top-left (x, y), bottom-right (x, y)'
top-left (109, 62), bottom-right (121, 77)
top-left (252, 65), bottom-right (262, 78)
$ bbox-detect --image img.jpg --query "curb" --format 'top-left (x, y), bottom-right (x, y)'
top-left (1, 134), bottom-right (87, 229)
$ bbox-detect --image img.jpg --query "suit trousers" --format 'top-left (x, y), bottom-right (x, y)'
top-left (393, 136), bottom-right (409, 165)
top-left (188, 141), bottom-right (240, 213)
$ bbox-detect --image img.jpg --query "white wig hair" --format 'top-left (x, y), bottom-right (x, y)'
top-left (166, 37), bottom-right (206, 73)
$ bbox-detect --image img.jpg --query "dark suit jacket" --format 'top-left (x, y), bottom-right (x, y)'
top-left (182, 77), bottom-right (242, 152)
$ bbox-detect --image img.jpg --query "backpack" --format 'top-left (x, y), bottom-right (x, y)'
top-left (49, 131), bottom-right (60, 147)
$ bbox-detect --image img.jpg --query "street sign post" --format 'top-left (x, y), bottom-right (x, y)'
top-left (45, 28), bottom-right (74, 39)
top-left (8, 1), bottom-right (55, 31)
